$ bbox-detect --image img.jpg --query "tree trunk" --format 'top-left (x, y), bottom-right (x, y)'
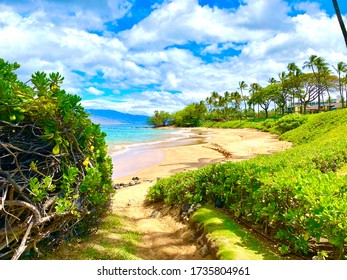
top-left (333, 0), bottom-right (347, 48)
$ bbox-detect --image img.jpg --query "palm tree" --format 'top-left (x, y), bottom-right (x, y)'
top-left (231, 91), bottom-right (242, 120)
top-left (333, 61), bottom-right (347, 108)
top-left (249, 83), bottom-right (261, 118)
top-left (210, 91), bottom-right (220, 115)
top-left (238, 81), bottom-right (248, 112)
top-left (223, 91), bottom-right (231, 119)
top-left (268, 77), bottom-right (277, 84)
top-left (303, 55), bottom-right (328, 112)
top-left (205, 96), bottom-right (213, 113)
top-left (277, 71), bottom-right (290, 115)
top-left (332, 0), bottom-right (347, 48)
top-left (287, 63), bottom-right (301, 109)
top-left (315, 57), bottom-right (329, 111)
top-left (320, 66), bottom-right (333, 110)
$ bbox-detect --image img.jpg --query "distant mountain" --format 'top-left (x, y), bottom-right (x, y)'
top-left (86, 109), bottom-right (149, 125)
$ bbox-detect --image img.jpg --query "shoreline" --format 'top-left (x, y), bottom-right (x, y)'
top-left (110, 127), bottom-right (292, 184)
top-left (110, 128), bottom-right (210, 179)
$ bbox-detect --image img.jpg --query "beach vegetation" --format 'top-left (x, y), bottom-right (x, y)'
top-left (147, 108), bottom-right (347, 259)
top-left (147, 110), bottom-right (173, 127)
top-left (0, 59), bottom-right (113, 259)
top-left (172, 101), bottom-right (207, 127)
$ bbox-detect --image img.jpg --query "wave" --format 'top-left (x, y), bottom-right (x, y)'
top-left (108, 128), bottom-right (195, 156)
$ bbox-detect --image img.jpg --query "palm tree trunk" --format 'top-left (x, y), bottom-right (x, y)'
top-left (333, 0), bottom-right (347, 48)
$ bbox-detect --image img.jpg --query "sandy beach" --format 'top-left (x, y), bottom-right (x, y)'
top-left (109, 127), bottom-right (292, 259)
top-left (111, 127), bottom-right (292, 184)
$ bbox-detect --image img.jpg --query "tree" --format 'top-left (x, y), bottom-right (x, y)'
top-left (249, 83), bottom-right (261, 118)
top-left (230, 91), bottom-right (242, 120)
top-left (303, 55), bottom-right (328, 112)
top-left (223, 91), bottom-right (232, 119)
top-left (272, 74), bottom-right (289, 116)
top-left (238, 81), bottom-right (249, 112)
top-left (333, 61), bottom-right (347, 108)
top-left (173, 102), bottom-right (207, 127)
top-left (332, 0), bottom-right (347, 48)
top-left (147, 110), bottom-right (172, 127)
top-left (254, 84), bottom-right (275, 118)
top-left (297, 73), bottom-right (320, 114)
top-left (277, 71), bottom-right (290, 115)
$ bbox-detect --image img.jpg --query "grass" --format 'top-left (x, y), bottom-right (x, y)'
top-left (33, 213), bottom-right (142, 260)
top-left (191, 206), bottom-right (281, 260)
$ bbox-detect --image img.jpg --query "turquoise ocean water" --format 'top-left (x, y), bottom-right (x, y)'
top-left (101, 124), bottom-right (192, 178)
top-left (101, 124), bottom-right (190, 152)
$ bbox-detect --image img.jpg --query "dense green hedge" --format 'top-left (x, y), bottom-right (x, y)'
top-left (0, 59), bottom-right (113, 259)
top-left (147, 110), bottom-right (347, 259)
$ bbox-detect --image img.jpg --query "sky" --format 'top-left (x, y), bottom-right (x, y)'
top-left (1, 0), bottom-right (347, 116)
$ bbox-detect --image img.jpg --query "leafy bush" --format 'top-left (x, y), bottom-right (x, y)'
top-left (0, 59), bottom-right (113, 259)
top-left (269, 114), bottom-right (307, 135)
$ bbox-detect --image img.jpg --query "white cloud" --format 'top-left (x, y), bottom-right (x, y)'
top-left (121, 0), bottom-right (293, 51)
top-left (86, 87), bottom-right (105, 96)
top-left (2, 0), bottom-right (347, 116)
top-left (1, 0), bottom-right (134, 30)
top-left (294, 1), bottom-right (321, 15)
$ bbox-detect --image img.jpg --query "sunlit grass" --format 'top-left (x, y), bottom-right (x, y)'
top-left (34, 213), bottom-right (142, 260)
top-left (191, 206), bottom-right (281, 260)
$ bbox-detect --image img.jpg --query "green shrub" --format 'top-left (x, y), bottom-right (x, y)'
top-left (269, 114), bottom-right (307, 135)
top-left (0, 59), bottom-right (113, 259)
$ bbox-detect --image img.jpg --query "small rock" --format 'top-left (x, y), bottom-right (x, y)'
top-left (197, 235), bottom-right (204, 245)
top-left (182, 203), bottom-right (191, 212)
top-left (214, 199), bottom-right (223, 208)
top-left (150, 211), bottom-right (160, 218)
top-left (132, 177), bottom-right (140, 181)
top-left (200, 244), bottom-right (209, 257)
top-left (127, 199), bottom-right (134, 206)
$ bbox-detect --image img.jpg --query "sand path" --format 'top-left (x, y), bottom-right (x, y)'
top-left (111, 128), bottom-right (291, 260)
top-left (112, 182), bottom-right (210, 259)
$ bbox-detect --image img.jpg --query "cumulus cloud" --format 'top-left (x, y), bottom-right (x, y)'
top-left (1, 0), bottom-right (347, 115)
top-left (0, 0), bottom-right (134, 30)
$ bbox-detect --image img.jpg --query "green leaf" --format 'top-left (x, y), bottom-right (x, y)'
top-left (52, 144), bottom-right (60, 155)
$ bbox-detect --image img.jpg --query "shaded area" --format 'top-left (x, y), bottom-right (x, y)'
top-left (31, 213), bottom-right (141, 260)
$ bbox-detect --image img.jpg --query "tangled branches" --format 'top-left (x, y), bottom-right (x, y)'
top-left (0, 121), bottom-right (78, 259)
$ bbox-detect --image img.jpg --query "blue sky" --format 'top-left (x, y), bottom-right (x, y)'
top-left (1, 0), bottom-right (347, 115)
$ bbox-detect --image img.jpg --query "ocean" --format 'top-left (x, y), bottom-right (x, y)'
top-left (100, 124), bottom-right (192, 179)
top-left (101, 124), bottom-right (192, 153)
